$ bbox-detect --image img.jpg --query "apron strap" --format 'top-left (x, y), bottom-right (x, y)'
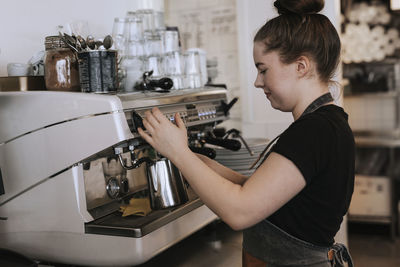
top-left (328, 243), bottom-right (353, 267)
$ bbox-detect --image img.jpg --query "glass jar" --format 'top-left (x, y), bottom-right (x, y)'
top-left (44, 36), bottom-right (80, 91)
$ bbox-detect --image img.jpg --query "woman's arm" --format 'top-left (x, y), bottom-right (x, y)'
top-left (138, 108), bottom-right (306, 230)
top-left (196, 153), bottom-right (248, 185)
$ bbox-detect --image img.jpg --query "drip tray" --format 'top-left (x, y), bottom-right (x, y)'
top-left (85, 197), bottom-right (203, 238)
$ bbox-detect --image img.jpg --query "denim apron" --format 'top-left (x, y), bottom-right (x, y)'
top-left (243, 93), bottom-right (354, 267)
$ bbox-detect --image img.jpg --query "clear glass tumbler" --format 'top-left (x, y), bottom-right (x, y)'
top-left (164, 51), bottom-right (184, 89)
top-left (184, 50), bottom-right (202, 88)
top-left (112, 18), bottom-right (129, 56)
top-left (164, 30), bottom-right (180, 53)
top-left (144, 32), bottom-right (163, 56)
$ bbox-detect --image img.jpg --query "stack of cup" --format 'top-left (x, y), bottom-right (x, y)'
top-left (119, 14), bottom-right (146, 92)
top-left (186, 48), bottom-right (208, 88)
top-left (112, 7), bottom-right (208, 92)
top-left (163, 30), bottom-right (185, 89)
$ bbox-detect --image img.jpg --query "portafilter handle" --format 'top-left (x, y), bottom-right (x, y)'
top-left (147, 77), bottom-right (173, 91)
top-left (189, 146), bottom-right (216, 159)
top-left (203, 136), bottom-right (242, 151)
top-left (221, 97), bottom-right (238, 116)
top-left (223, 128), bottom-right (254, 156)
top-left (134, 70), bottom-right (173, 92)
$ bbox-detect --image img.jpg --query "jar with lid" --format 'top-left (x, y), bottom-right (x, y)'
top-left (44, 36), bottom-right (80, 91)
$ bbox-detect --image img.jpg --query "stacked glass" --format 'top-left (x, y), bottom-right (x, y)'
top-left (112, 9), bottom-right (206, 92)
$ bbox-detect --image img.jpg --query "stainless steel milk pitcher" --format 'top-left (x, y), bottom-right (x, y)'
top-left (146, 158), bottom-right (189, 210)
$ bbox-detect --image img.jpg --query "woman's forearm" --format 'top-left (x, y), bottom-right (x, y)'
top-left (195, 153), bottom-right (248, 185)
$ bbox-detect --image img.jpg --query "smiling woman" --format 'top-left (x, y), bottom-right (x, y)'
top-left (139, 0), bottom-right (355, 266)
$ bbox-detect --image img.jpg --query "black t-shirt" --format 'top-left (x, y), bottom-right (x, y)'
top-left (268, 104), bottom-right (355, 247)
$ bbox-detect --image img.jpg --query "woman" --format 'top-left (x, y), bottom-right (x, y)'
top-left (138, 0), bottom-right (355, 266)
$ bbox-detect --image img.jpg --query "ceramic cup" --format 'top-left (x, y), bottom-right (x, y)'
top-left (7, 63), bottom-right (31, 76)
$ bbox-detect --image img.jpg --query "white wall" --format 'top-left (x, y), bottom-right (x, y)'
top-left (235, 0), bottom-right (341, 140)
top-left (0, 0), bottom-right (160, 76)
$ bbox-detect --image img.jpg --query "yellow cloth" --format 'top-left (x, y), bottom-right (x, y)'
top-left (119, 198), bottom-right (152, 217)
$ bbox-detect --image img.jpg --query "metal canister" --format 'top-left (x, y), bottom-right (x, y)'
top-left (44, 36), bottom-right (80, 91)
top-left (77, 50), bottom-right (118, 93)
top-left (146, 158), bottom-right (188, 210)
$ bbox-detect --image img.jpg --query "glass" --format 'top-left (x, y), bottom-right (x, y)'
top-left (69, 20), bottom-right (90, 37)
top-left (145, 56), bottom-right (164, 78)
top-left (136, 9), bottom-right (156, 33)
top-left (164, 30), bottom-right (180, 53)
top-left (184, 51), bottom-right (201, 88)
top-left (112, 18), bottom-right (128, 56)
top-left (154, 11), bottom-right (165, 30)
top-left (127, 17), bottom-right (144, 41)
top-left (144, 33), bottom-right (162, 56)
top-left (164, 51), bottom-right (184, 89)
top-left (126, 11), bottom-right (136, 18)
top-left (44, 36), bottom-right (80, 91)
top-left (122, 57), bottom-right (145, 92)
top-left (125, 40), bottom-right (145, 58)
top-left (187, 48), bottom-right (208, 86)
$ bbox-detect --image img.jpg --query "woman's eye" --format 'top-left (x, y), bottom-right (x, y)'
top-left (259, 69), bottom-right (267, 74)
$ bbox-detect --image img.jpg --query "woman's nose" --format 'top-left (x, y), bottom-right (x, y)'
top-left (254, 74), bottom-right (263, 88)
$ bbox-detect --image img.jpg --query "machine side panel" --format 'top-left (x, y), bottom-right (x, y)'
top-left (0, 112), bottom-right (133, 204)
top-left (0, 92), bottom-right (122, 143)
top-left (0, 168), bottom-right (85, 234)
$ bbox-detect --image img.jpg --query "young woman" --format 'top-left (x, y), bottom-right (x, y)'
top-left (138, 0), bottom-right (355, 266)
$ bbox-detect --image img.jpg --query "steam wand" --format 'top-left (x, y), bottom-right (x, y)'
top-left (114, 145), bottom-right (154, 170)
top-left (223, 128), bottom-right (254, 156)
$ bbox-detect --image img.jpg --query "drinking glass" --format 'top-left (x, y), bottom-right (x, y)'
top-left (164, 51), bottom-right (184, 89)
top-left (164, 30), bottom-right (180, 53)
top-left (122, 57), bottom-right (145, 92)
top-left (144, 32), bottom-right (163, 56)
top-left (136, 9), bottom-right (156, 33)
top-left (125, 40), bottom-right (145, 58)
top-left (145, 56), bottom-right (164, 78)
top-left (112, 18), bottom-right (129, 56)
top-left (69, 20), bottom-right (90, 37)
top-left (187, 48), bottom-right (207, 86)
top-left (154, 11), bottom-right (165, 31)
top-left (127, 17), bottom-right (144, 41)
top-left (184, 51), bottom-right (201, 88)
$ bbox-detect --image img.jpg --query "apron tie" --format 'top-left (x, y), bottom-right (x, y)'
top-left (328, 243), bottom-right (353, 267)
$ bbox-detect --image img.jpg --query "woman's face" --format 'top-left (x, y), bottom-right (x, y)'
top-left (253, 41), bottom-right (298, 112)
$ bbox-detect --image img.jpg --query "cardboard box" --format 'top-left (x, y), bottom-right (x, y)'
top-left (349, 175), bottom-right (391, 217)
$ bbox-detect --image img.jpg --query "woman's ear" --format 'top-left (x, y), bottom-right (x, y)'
top-left (295, 55), bottom-right (312, 78)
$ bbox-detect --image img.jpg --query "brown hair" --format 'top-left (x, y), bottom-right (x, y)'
top-left (254, 0), bottom-right (341, 84)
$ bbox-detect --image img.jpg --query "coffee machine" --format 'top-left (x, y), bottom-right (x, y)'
top-left (0, 87), bottom-right (235, 266)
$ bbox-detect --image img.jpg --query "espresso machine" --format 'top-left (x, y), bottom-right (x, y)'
top-left (0, 87), bottom-right (237, 266)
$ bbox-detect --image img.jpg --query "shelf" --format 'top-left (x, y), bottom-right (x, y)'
top-left (355, 136), bottom-right (400, 147)
top-left (348, 214), bottom-right (392, 224)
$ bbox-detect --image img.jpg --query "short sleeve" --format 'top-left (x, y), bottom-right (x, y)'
top-left (271, 115), bottom-right (333, 184)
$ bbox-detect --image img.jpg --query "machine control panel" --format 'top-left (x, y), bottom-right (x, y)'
top-left (125, 100), bottom-right (226, 133)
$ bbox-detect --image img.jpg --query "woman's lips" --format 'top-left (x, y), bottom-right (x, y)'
top-left (265, 92), bottom-right (271, 98)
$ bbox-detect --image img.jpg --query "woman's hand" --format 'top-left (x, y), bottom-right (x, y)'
top-left (138, 107), bottom-right (190, 162)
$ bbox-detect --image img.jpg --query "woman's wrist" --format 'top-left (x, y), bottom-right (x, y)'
top-left (169, 145), bottom-right (193, 164)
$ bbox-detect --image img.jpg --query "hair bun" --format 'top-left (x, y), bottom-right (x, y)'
top-left (274, 0), bottom-right (324, 15)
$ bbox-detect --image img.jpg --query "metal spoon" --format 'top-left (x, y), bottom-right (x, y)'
top-left (77, 35), bottom-right (87, 50)
top-left (86, 35), bottom-right (96, 50)
top-left (64, 33), bottom-right (77, 48)
top-left (95, 40), bottom-right (103, 50)
top-left (103, 35), bottom-right (113, 50)
top-left (59, 32), bottom-right (78, 53)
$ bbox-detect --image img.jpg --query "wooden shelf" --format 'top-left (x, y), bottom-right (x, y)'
top-left (348, 214), bottom-right (392, 224)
